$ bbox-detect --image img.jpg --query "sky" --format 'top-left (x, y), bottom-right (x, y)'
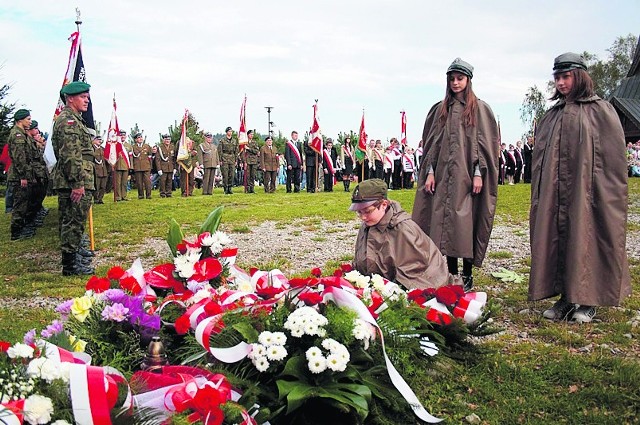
top-left (1, 0), bottom-right (639, 148)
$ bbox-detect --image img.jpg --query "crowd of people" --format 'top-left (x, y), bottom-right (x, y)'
top-left (0, 54), bottom-right (632, 325)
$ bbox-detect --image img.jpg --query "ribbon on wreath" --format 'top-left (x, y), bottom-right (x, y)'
top-left (0, 400), bottom-right (24, 425)
top-left (43, 340), bottom-right (91, 364)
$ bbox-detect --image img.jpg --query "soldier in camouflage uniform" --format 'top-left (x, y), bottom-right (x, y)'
top-left (243, 130), bottom-right (260, 193)
top-left (7, 109), bottom-right (37, 240)
top-left (217, 126), bottom-right (239, 194)
top-left (27, 120), bottom-right (50, 228)
top-left (92, 136), bottom-right (108, 204)
top-left (155, 134), bottom-right (175, 197)
top-left (51, 81), bottom-right (95, 275)
top-left (131, 132), bottom-right (153, 199)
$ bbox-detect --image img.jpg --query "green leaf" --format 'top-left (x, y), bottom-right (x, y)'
top-left (283, 382), bottom-right (317, 414)
top-left (232, 322), bottom-right (259, 342)
top-left (491, 267), bottom-right (524, 283)
top-left (280, 356), bottom-right (308, 382)
top-left (167, 218), bottom-right (184, 257)
top-left (180, 350), bottom-right (207, 365)
top-left (199, 206), bottom-right (224, 235)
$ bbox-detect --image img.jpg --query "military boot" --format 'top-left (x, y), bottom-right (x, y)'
top-left (227, 185), bottom-right (233, 194)
top-left (78, 246), bottom-right (95, 257)
top-left (62, 252), bottom-right (95, 276)
top-left (76, 253), bottom-right (93, 266)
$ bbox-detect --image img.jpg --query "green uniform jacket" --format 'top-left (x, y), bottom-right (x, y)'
top-left (244, 140), bottom-right (260, 165)
top-left (217, 137), bottom-right (239, 163)
top-left (7, 125), bottom-right (33, 183)
top-left (51, 106), bottom-right (95, 190)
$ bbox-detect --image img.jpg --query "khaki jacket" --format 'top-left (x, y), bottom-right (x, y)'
top-left (412, 98), bottom-right (499, 267)
top-left (131, 142), bottom-right (152, 172)
top-left (353, 201), bottom-right (449, 290)
top-left (155, 143), bottom-right (175, 172)
top-left (197, 141), bottom-right (219, 168)
top-left (93, 145), bottom-right (108, 178)
top-left (529, 96), bottom-right (631, 306)
top-left (260, 144), bottom-right (279, 171)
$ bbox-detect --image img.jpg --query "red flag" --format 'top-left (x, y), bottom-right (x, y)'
top-left (400, 111), bottom-right (407, 147)
top-left (177, 109), bottom-right (189, 161)
top-left (104, 94), bottom-right (130, 168)
top-left (238, 96), bottom-right (248, 151)
top-left (358, 111), bottom-right (367, 153)
top-left (310, 102), bottom-right (323, 154)
top-left (45, 30), bottom-right (96, 170)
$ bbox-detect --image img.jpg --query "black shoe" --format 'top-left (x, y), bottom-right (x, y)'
top-left (542, 296), bottom-right (576, 321)
top-left (462, 275), bottom-right (473, 292)
top-left (76, 253), bottom-right (93, 266)
top-left (78, 247), bottom-right (95, 257)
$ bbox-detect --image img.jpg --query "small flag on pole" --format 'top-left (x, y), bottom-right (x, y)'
top-left (103, 94), bottom-right (129, 168)
top-left (400, 111), bottom-right (407, 147)
top-left (176, 109), bottom-right (190, 161)
top-left (309, 101), bottom-right (323, 154)
top-left (355, 110), bottom-right (367, 162)
top-left (238, 95), bottom-right (248, 151)
top-left (45, 30), bottom-right (96, 171)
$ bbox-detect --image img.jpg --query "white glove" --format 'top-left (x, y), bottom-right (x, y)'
top-left (158, 170), bottom-right (163, 176)
top-left (173, 169), bottom-right (177, 176)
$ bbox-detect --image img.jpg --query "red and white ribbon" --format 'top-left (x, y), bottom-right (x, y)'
top-left (43, 340), bottom-right (91, 364)
top-left (0, 400), bottom-right (24, 425)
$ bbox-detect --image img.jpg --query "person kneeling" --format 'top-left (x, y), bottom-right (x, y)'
top-left (351, 179), bottom-right (451, 290)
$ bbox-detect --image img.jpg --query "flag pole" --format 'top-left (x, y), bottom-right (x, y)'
top-left (88, 205), bottom-right (95, 251)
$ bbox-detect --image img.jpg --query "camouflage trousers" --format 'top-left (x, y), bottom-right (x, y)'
top-left (57, 189), bottom-right (93, 255)
top-left (220, 162), bottom-right (234, 187)
top-left (10, 182), bottom-right (35, 237)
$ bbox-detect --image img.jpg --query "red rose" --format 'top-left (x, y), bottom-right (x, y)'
top-left (0, 341), bottom-right (10, 352)
top-left (204, 301), bottom-right (223, 317)
top-left (86, 275), bottom-right (110, 293)
top-left (107, 266), bottom-right (126, 280)
top-left (176, 243), bottom-right (187, 255)
top-left (407, 289), bottom-right (426, 303)
top-left (340, 263), bottom-right (353, 273)
top-left (120, 275), bottom-right (142, 295)
top-left (310, 267), bottom-right (322, 277)
top-left (298, 291), bottom-right (323, 306)
top-left (447, 284), bottom-right (465, 298)
top-left (319, 276), bottom-right (343, 288)
top-left (192, 258), bottom-right (222, 282)
top-left (174, 315), bottom-right (191, 335)
top-left (333, 268), bottom-right (343, 277)
top-left (426, 308), bottom-right (452, 325)
top-left (435, 286), bottom-right (459, 306)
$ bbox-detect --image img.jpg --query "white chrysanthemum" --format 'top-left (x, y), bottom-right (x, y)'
top-left (290, 328), bottom-right (304, 338)
top-left (212, 231), bottom-right (233, 246)
top-left (355, 274), bottom-right (371, 289)
top-left (381, 282), bottom-right (404, 302)
top-left (304, 323), bottom-right (319, 336)
top-left (321, 338), bottom-right (340, 352)
top-left (7, 343), bottom-right (35, 359)
top-left (252, 356), bottom-right (269, 372)
top-left (23, 394), bottom-right (54, 425)
top-left (258, 331), bottom-right (274, 346)
top-left (317, 328), bottom-right (327, 337)
top-left (306, 346), bottom-right (322, 361)
top-left (249, 343), bottom-right (266, 359)
top-left (174, 254), bottom-right (197, 279)
top-left (311, 314), bottom-right (329, 326)
top-left (308, 357), bottom-right (327, 374)
top-left (26, 358), bottom-right (63, 383)
top-left (271, 332), bottom-right (287, 346)
top-left (370, 274), bottom-right (385, 291)
top-left (266, 345), bottom-right (288, 361)
top-left (326, 353), bottom-right (348, 372)
top-left (343, 270), bottom-right (363, 284)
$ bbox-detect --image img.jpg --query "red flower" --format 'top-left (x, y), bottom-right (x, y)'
top-left (107, 266), bottom-right (126, 280)
top-left (191, 258), bottom-right (223, 282)
top-left (191, 386), bottom-right (227, 413)
top-left (256, 286), bottom-right (285, 299)
top-left (298, 291), bottom-right (323, 306)
top-left (435, 286), bottom-right (459, 306)
top-left (447, 284), bottom-right (465, 298)
top-left (144, 263), bottom-right (185, 293)
top-left (86, 275), bottom-right (110, 293)
top-left (332, 268), bottom-right (343, 277)
top-left (319, 276), bottom-right (345, 288)
top-left (204, 301), bottom-right (223, 317)
top-left (310, 267), bottom-right (322, 277)
top-left (174, 315), bottom-right (191, 335)
top-left (120, 275), bottom-right (142, 295)
top-left (426, 308), bottom-right (453, 325)
top-left (249, 267), bottom-right (259, 277)
top-left (407, 289), bottom-right (427, 305)
top-left (176, 243), bottom-right (187, 255)
top-left (340, 263), bottom-right (353, 273)
top-left (0, 341), bottom-right (10, 352)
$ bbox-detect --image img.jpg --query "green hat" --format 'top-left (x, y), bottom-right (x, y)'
top-left (14, 109), bottom-right (30, 121)
top-left (447, 57), bottom-right (474, 79)
top-left (133, 133), bottom-right (142, 139)
top-left (350, 178), bottom-right (388, 211)
top-left (60, 81), bottom-right (91, 96)
top-left (553, 52), bottom-right (587, 74)
top-left (29, 120), bottom-right (38, 130)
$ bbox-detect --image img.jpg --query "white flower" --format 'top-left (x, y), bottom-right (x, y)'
top-left (7, 343), bottom-right (35, 359)
top-left (27, 358), bottom-right (64, 383)
top-left (304, 323), bottom-right (319, 336)
top-left (266, 345), bottom-right (288, 361)
top-left (326, 353), bottom-right (348, 372)
top-left (307, 357), bottom-right (327, 374)
top-left (381, 281), bottom-right (404, 302)
top-left (174, 254), bottom-right (197, 279)
top-left (306, 346), bottom-right (322, 361)
top-left (252, 356), bottom-right (270, 372)
top-left (271, 332), bottom-right (287, 346)
top-left (321, 338), bottom-right (340, 352)
top-left (236, 279), bottom-right (254, 293)
top-left (343, 270), bottom-right (363, 284)
top-left (213, 231), bottom-right (232, 246)
top-left (23, 394), bottom-right (54, 425)
top-left (187, 288), bottom-right (213, 305)
top-left (258, 331), bottom-right (274, 346)
top-left (249, 343), bottom-right (266, 359)
top-left (370, 274), bottom-right (385, 292)
top-left (290, 328), bottom-right (304, 338)
top-left (355, 274), bottom-right (371, 289)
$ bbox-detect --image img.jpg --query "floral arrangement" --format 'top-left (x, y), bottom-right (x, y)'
top-left (0, 206), bottom-right (494, 425)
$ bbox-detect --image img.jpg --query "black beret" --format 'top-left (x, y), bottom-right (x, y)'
top-left (14, 109), bottom-right (30, 121)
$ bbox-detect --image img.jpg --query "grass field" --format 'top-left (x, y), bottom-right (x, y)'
top-left (1, 179), bottom-right (639, 424)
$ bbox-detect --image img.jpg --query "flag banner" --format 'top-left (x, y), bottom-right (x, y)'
top-left (238, 96), bottom-right (248, 151)
top-left (310, 102), bottom-right (323, 154)
top-left (176, 109), bottom-right (190, 161)
top-left (400, 111), bottom-right (407, 147)
top-left (104, 95), bottom-right (130, 168)
top-left (355, 111), bottom-right (367, 162)
top-left (45, 30), bottom-right (96, 171)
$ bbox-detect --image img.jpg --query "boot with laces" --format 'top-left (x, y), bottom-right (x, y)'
top-left (542, 296), bottom-right (575, 321)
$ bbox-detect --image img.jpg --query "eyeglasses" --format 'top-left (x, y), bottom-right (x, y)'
top-left (356, 202), bottom-right (382, 217)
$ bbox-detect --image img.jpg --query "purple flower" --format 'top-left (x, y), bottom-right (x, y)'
top-left (187, 280), bottom-right (209, 293)
top-left (23, 328), bottom-right (36, 345)
top-left (55, 299), bottom-right (74, 318)
top-left (101, 303), bottom-right (130, 322)
top-left (41, 320), bottom-right (64, 338)
top-left (102, 289), bottom-right (127, 304)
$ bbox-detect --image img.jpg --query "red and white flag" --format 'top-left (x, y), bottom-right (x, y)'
top-left (238, 96), bottom-right (248, 151)
top-left (400, 111), bottom-right (407, 147)
top-left (358, 111), bottom-right (367, 153)
top-left (310, 101), bottom-right (323, 154)
top-left (176, 109), bottom-right (189, 161)
top-left (103, 94), bottom-right (130, 168)
top-left (45, 30), bottom-right (96, 171)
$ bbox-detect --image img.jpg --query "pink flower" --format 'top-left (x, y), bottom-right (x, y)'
top-left (101, 303), bottom-right (130, 322)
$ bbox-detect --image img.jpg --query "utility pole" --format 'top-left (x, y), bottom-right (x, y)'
top-left (265, 106), bottom-right (274, 137)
